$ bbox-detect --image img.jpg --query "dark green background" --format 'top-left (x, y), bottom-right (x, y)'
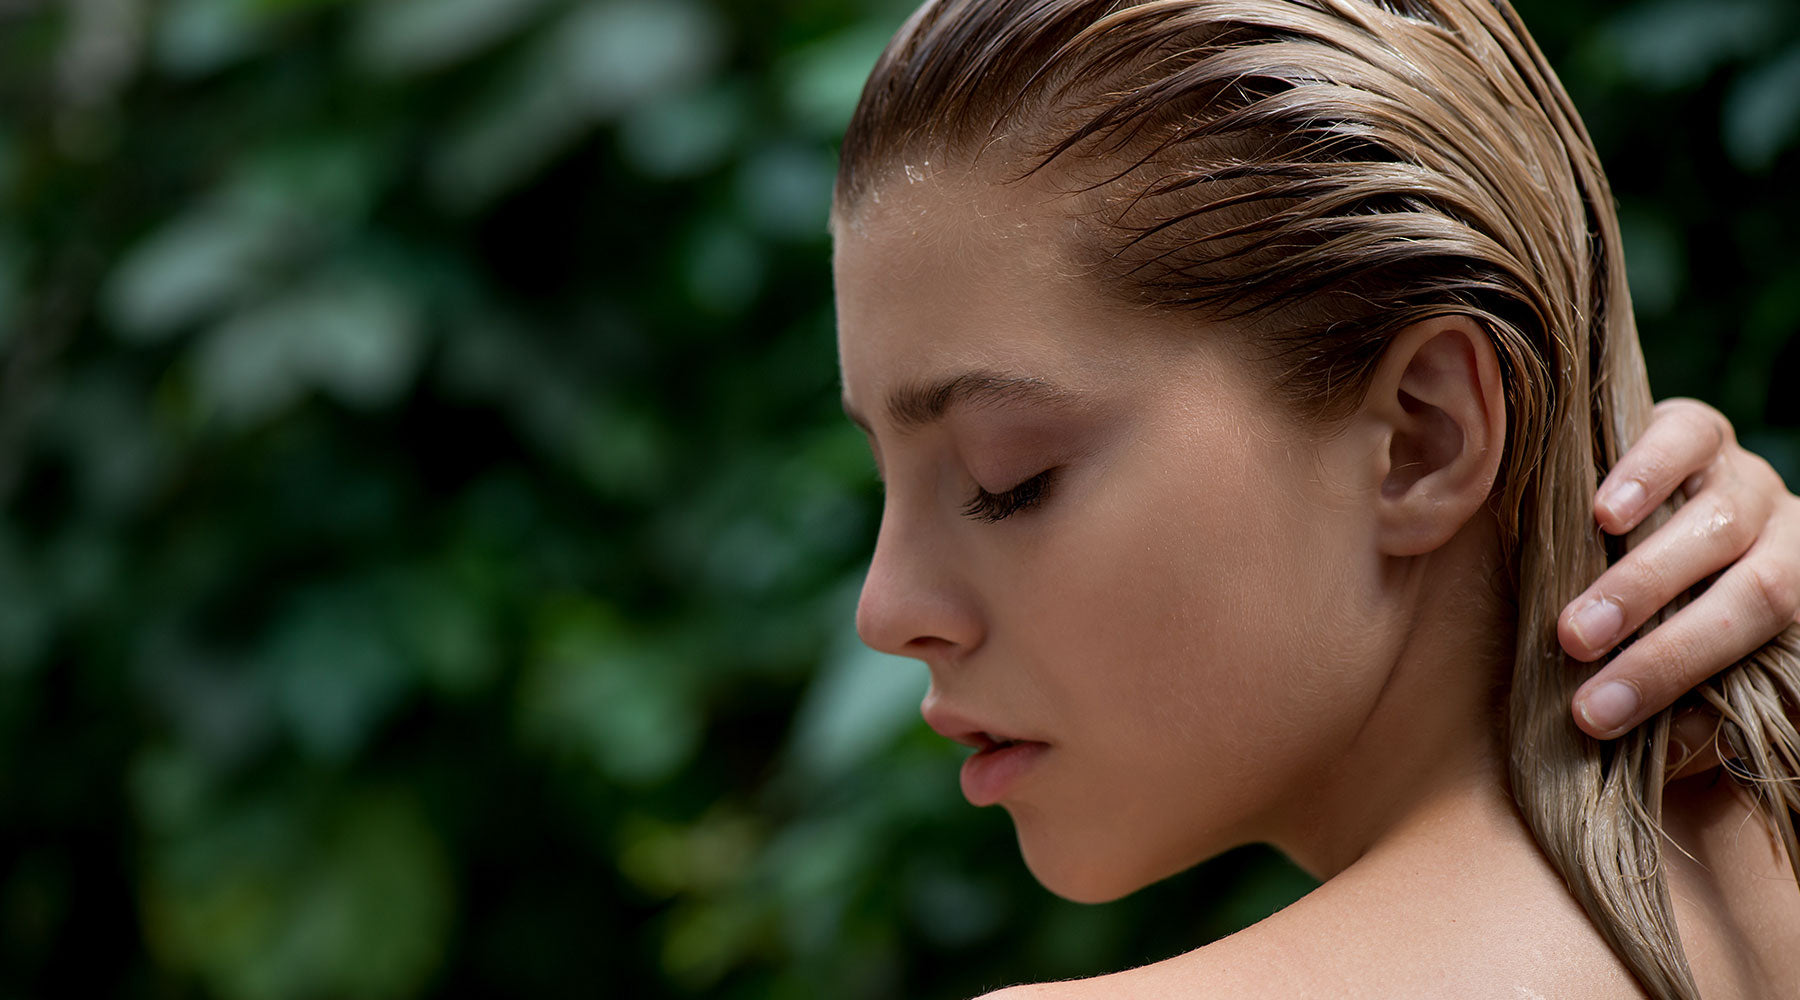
top-left (0, 0), bottom-right (1795, 997)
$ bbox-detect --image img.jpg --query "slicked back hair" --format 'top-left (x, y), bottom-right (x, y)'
top-left (832, 2), bottom-right (1800, 996)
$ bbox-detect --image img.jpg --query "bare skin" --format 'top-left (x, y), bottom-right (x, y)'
top-left (835, 165), bottom-right (1800, 998)
top-left (988, 778), bottom-right (1800, 999)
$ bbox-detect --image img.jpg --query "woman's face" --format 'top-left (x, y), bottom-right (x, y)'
top-left (833, 168), bottom-right (1403, 902)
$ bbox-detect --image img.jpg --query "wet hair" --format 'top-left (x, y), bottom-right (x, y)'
top-left (831, 1), bottom-right (1800, 996)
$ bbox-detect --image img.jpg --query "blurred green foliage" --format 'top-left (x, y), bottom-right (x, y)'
top-left (0, 0), bottom-right (1795, 997)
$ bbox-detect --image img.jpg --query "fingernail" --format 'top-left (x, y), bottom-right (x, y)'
top-left (1569, 598), bottom-right (1623, 651)
top-left (1579, 681), bottom-right (1640, 736)
top-left (1598, 479), bottom-right (1646, 525)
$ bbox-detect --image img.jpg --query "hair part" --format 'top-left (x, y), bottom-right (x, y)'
top-left (833, 2), bottom-right (1800, 996)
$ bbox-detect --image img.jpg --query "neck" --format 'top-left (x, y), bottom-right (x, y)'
top-left (1266, 511), bottom-right (1515, 878)
top-left (1243, 510), bottom-right (1800, 997)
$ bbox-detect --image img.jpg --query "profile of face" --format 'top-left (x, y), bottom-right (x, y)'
top-left (833, 167), bottom-right (1468, 902)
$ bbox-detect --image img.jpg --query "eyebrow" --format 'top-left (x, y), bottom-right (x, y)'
top-left (842, 370), bottom-right (1083, 434)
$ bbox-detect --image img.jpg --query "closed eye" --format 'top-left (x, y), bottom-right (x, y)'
top-left (961, 469), bottom-right (1056, 523)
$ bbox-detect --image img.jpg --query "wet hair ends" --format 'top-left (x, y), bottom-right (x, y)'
top-left (832, 2), bottom-right (1800, 997)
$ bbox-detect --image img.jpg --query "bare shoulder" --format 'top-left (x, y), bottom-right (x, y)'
top-left (969, 969), bottom-right (1203, 1000)
top-left (974, 976), bottom-right (1129, 999)
top-left (967, 846), bottom-right (1648, 1000)
top-left (973, 984), bottom-right (1077, 1000)
top-left (964, 929), bottom-right (1300, 1000)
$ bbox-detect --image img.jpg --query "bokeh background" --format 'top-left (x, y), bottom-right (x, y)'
top-left (0, 0), bottom-right (1797, 997)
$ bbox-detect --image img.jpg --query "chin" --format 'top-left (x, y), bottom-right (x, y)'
top-left (1015, 832), bottom-right (1162, 904)
top-left (1011, 808), bottom-right (1237, 904)
top-left (1031, 866), bottom-right (1140, 904)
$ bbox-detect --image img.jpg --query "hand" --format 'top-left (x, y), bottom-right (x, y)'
top-left (1559, 398), bottom-right (1800, 741)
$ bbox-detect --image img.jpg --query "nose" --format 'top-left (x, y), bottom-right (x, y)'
top-left (855, 506), bottom-right (983, 661)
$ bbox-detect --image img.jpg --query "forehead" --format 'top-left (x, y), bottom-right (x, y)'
top-left (832, 166), bottom-right (1180, 409)
top-left (834, 151), bottom-right (1064, 230)
top-left (831, 162), bottom-right (1078, 297)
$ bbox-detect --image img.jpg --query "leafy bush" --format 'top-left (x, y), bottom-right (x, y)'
top-left (0, 0), bottom-right (1794, 997)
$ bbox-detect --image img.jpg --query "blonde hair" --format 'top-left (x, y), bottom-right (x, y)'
top-left (833, 1), bottom-right (1800, 995)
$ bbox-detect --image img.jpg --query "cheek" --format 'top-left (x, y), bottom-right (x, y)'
top-left (1043, 428), bottom-right (1366, 729)
top-left (992, 419), bottom-right (1388, 888)
top-left (1077, 463), bottom-right (1355, 767)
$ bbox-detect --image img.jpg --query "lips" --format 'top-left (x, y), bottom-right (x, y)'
top-left (920, 699), bottom-right (1037, 750)
top-left (920, 697), bottom-right (1049, 805)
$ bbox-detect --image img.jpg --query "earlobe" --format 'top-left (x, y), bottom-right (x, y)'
top-left (1366, 316), bottom-right (1508, 557)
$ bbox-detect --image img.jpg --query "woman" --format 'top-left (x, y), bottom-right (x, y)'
top-left (832, 1), bottom-right (1800, 996)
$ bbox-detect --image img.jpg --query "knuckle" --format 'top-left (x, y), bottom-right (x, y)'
top-left (1750, 452), bottom-right (1788, 492)
top-left (1744, 561), bottom-right (1800, 626)
top-left (1696, 495), bottom-right (1752, 550)
top-left (1674, 400), bottom-right (1720, 438)
top-left (1654, 397), bottom-right (1705, 421)
top-left (1669, 397), bottom-right (1735, 445)
top-left (1661, 630), bottom-right (1716, 686)
top-left (1726, 443), bottom-right (1775, 484)
top-left (1634, 633), bottom-right (1702, 693)
top-left (1750, 460), bottom-right (1785, 517)
top-left (1708, 409), bottom-right (1733, 448)
top-left (1612, 556), bottom-right (1665, 604)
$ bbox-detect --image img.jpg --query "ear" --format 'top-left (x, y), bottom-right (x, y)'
top-left (1359, 316), bottom-right (1507, 557)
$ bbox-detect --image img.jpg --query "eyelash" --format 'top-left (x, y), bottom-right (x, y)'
top-left (961, 469), bottom-right (1056, 523)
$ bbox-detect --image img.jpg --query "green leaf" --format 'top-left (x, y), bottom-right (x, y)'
top-left (1599, 0), bottom-right (1779, 90)
top-left (431, 0), bottom-right (725, 210)
top-left (389, 568), bottom-right (501, 698)
top-left (0, 527), bottom-right (53, 678)
top-left (136, 638), bottom-right (280, 771)
top-left (0, 232), bottom-right (24, 354)
top-left (781, 607), bottom-right (927, 789)
top-left (260, 583), bottom-right (417, 762)
top-left (191, 268), bottom-right (424, 425)
top-left (615, 810), bottom-right (763, 898)
top-left (44, 364), bottom-right (168, 515)
top-left (141, 788), bottom-right (454, 1000)
top-left (154, 0), bottom-right (272, 77)
top-left (351, 0), bottom-right (551, 77)
top-left (660, 896), bottom-right (771, 992)
top-left (104, 203), bottom-right (286, 342)
top-left (734, 143), bottom-right (834, 241)
top-left (516, 596), bottom-right (701, 786)
top-left (558, 0), bottom-right (726, 116)
top-left (0, 126), bottom-right (17, 199)
top-left (565, 398), bottom-right (672, 501)
top-left (681, 220), bottom-right (766, 316)
top-left (618, 84), bottom-right (747, 179)
top-left (1618, 202), bottom-right (1684, 319)
top-left (1724, 43), bottom-right (1800, 170)
top-left (778, 23), bottom-right (896, 136)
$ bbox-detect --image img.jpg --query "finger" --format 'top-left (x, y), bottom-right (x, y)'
top-left (1595, 398), bottom-right (1733, 534)
top-left (1558, 473), bottom-right (1772, 661)
top-left (1573, 528), bottom-right (1800, 738)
